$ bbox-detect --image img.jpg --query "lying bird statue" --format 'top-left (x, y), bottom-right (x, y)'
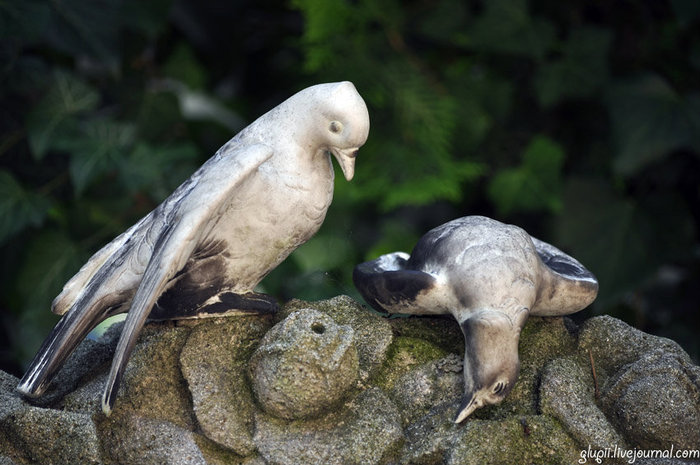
top-left (353, 215), bottom-right (598, 423)
top-left (18, 81), bottom-right (370, 415)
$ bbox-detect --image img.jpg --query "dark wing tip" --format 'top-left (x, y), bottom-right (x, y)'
top-left (531, 237), bottom-right (599, 315)
top-left (532, 237), bottom-right (598, 284)
top-left (353, 252), bottom-right (437, 314)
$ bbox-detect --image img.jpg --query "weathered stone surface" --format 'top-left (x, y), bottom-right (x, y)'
top-left (447, 415), bottom-right (580, 465)
top-left (249, 308), bottom-right (358, 420)
top-left (578, 315), bottom-right (689, 379)
top-left (5, 404), bottom-right (101, 465)
top-left (1, 296), bottom-right (698, 465)
top-left (180, 315), bottom-right (271, 456)
top-left (282, 295), bottom-right (392, 382)
top-left (540, 356), bottom-right (628, 451)
top-left (400, 401), bottom-right (463, 465)
top-left (109, 322), bottom-right (196, 429)
top-left (254, 387), bottom-right (403, 465)
top-left (389, 353), bottom-right (463, 427)
top-left (99, 413), bottom-right (207, 465)
top-left (600, 348), bottom-right (700, 450)
top-left (375, 336), bottom-right (449, 391)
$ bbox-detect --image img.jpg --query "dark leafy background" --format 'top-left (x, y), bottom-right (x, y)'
top-left (1, 0), bottom-right (699, 375)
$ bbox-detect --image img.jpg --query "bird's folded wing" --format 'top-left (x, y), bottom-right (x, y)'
top-left (102, 143), bottom-right (273, 414)
top-left (353, 252), bottom-right (438, 315)
top-left (531, 237), bottom-right (599, 316)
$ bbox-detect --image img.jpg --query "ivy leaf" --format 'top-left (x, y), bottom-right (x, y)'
top-left (25, 70), bottom-right (99, 160)
top-left (608, 74), bottom-right (700, 176)
top-left (0, 171), bottom-right (50, 245)
top-left (52, 118), bottom-right (136, 195)
top-left (488, 135), bottom-right (565, 215)
top-left (119, 142), bottom-right (200, 201)
top-left (535, 27), bottom-right (612, 107)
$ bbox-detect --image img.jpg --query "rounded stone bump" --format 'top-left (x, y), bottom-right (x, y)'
top-left (249, 308), bottom-right (359, 420)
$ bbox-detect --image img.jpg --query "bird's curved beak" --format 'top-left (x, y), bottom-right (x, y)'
top-left (454, 392), bottom-right (479, 423)
top-left (330, 147), bottom-right (359, 181)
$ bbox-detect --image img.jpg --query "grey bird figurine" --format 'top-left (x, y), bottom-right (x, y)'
top-left (17, 81), bottom-right (370, 415)
top-left (353, 215), bottom-right (598, 423)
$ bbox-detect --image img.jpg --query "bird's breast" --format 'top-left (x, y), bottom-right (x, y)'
top-left (203, 161), bottom-right (335, 291)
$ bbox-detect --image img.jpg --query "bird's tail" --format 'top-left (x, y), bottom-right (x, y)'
top-left (16, 297), bottom-right (113, 398)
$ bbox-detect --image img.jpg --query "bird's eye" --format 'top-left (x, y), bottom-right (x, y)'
top-left (493, 382), bottom-right (507, 395)
top-left (329, 121), bottom-right (343, 134)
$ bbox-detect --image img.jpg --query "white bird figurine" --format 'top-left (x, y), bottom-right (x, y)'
top-left (17, 81), bottom-right (370, 415)
top-left (353, 216), bottom-right (598, 423)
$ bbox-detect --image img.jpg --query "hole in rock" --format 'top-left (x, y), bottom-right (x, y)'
top-left (311, 322), bottom-right (325, 334)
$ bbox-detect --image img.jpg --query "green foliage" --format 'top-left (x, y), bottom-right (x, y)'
top-left (26, 70), bottom-right (100, 160)
top-left (1, 0), bottom-right (699, 371)
top-left (0, 171), bottom-right (50, 244)
top-left (608, 73), bottom-right (700, 176)
top-left (488, 136), bottom-right (565, 216)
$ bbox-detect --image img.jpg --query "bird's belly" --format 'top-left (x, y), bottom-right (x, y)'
top-left (209, 174), bottom-right (333, 291)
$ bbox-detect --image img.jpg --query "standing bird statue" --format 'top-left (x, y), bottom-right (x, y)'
top-left (353, 216), bottom-right (598, 423)
top-left (17, 81), bottom-right (370, 415)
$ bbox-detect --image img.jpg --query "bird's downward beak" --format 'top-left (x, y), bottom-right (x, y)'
top-left (454, 393), bottom-right (479, 423)
top-left (331, 148), bottom-right (358, 181)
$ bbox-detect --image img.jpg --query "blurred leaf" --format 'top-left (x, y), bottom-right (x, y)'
top-left (42, 0), bottom-right (122, 65)
top-left (535, 27), bottom-right (612, 107)
top-left (0, 171), bottom-right (50, 244)
top-left (366, 219), bottom-right (420, 260)
top-left (52, 118), bottom-right (136, 195)
top-left (26, 69), bottom-right (99, 159)
top-left (554, 178), bottom-right (696, 305)
top-left (417, 1), bottom-right (469, 44)
top-left (13, 230), bottom-right (87, 364)
top-left (488, 135), bottom-right (565, 215)
top-left (291, 234), bottom-right (353, 271)
top-left (0, 0), bottom-right (50, 43)
top-left (122, 0), bottom-right (172, 38)
top-left (119, 142), bottom-right (199, 200)
top-left (291, 0), bottom-right (359, 72)
top-left (608, 74), bottom-right (700, 176)
top-left (163, 43), bottom-right (207, 90)
top-left (467, 0), bottom-right (555, 60)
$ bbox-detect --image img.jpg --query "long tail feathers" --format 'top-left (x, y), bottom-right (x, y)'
top-left (16, 299), bottom-right (110, 398)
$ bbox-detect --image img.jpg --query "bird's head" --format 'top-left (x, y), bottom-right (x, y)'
top-left (301, 81), bottom-right (370, 181)
top-left (454, 308), bottom-right (528, 423)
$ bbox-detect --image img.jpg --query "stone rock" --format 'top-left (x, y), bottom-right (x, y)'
top-left (107, 322), bottom-right (196, 429)
top-left (389, 353), bottom-right (463, 427)
top-left (249, 308), bottom-right (359, 420)
top-left (99, 413), bottom-right (208, 465)
top-left (180, 315), bottom-right (271, 456)
top-left (578, 315), bottom-right (689, 379)
top-left (540, 356), bottom-right (628, 451)
top-left (400, 402), bottom-right (464, 465)
top-left (4, 404), bottom-right (101, 465)
top-left (375, 336), bottom-right (449, 391)
top-left (282, 295), bottom-right (392, 382)
top-left (1, 296), bottom-right (699, 465)
top-left (600, 348), bottom-right (700, 450)
top-left (446, 415), bottom-right (580, 465)
top-left (254, 387), bottom-right (403, 465)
